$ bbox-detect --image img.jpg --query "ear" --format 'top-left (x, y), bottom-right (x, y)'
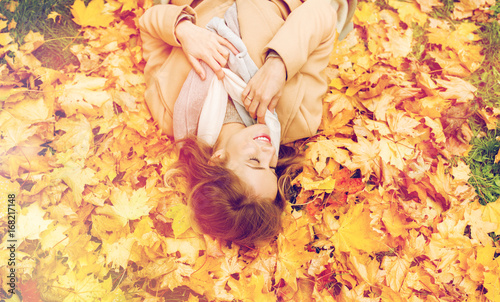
top-left (209, 149), bottom-right (225, 165)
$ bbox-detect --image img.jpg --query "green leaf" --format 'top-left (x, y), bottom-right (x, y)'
top-left (165, 204), bottom-right (191, 238)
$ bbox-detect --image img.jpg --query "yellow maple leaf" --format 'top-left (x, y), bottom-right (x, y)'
top-left (381, 254), bottom-right (412, 292)
top-left (382, 204), bottom-right (418, 238)
top-left (5, 97), bottom-right (50, 122)
top-left (0, 32), bottom-right (13, 46)
top-left (275, 234), bottom-right (307, 291)
top-left (355, 2), bottom-right (381, 25)
top-left (482, 199), bottom-right (500, 234)
top-left (47, 11), bottom-right (61, 22)
top-left (330, 203), bottom-right (385, 254)
top-left (16, 203), bottom-right (53, 243)
top-left (117, 0), bottom-right (138, 11)
top-left (307, 139), bottom-right (350, 174)
top-left (52, 161), bottom-right (99, 205)
top-left (165, 203), bottom-right (192, 238)
top-left (379, 137), bottom-right (414, 170)
top-left (110, 187), bottom-right (153, 223)
top-left (386, 111), bottom-right (422, 137)
top-left (389, 0), bottom-right (428, 26)
top-left (349, 251), bottom-right (385, 286)
top-left (19, 30), bottom-right (44, 54)
top-left (484, 271), bottom-right (500, 302)
top-left (40, 223), bottom-right (69, 252)
top-left (58, 74), bottom-right (111, 116)
top-left (102, 236), bottom-right (136, 269)
top-left (56, 271), bottom-right (111, 301)
top-left (0, 112), bottom-right (38, 152)
top-left (436, 76), bottom-right (477, 103)
top-left (54, 114), bottom-right (92, 160)
top-left (71, 0), bottom-right (114, 28)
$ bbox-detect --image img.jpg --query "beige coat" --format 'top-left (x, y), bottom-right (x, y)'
top-left (139, 0), bottom-right (356, 143)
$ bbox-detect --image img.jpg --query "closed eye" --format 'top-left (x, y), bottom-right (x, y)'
top-left (249, 158), bottom-right (276, 175)
top-left (250, 157), bottom-right (260, 164)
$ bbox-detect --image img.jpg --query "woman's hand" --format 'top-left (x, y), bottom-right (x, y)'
top-left (175, 20), bottom-right (239, 80)
top-left (242, 56), bottom-right (287, 124)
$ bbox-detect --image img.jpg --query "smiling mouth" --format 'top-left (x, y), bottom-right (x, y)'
top-left (253, 134), bottom-right (271, 144)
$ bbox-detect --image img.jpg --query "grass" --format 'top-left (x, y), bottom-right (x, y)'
top-left (0, 0), bottom-right (82, 69)
top-left (465, 17), bottom-right (500, 207)
top-left (410, 22), bottom-right (429, 62)
top-left (430, 0), bottom-right (456, 19)
top-left (466, 123), bottom-right (500, 205)
top-left (468, 21), bottom-right (500, 108)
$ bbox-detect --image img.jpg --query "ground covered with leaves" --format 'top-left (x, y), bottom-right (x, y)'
top-left (1, 0), bottom-right (500, 301)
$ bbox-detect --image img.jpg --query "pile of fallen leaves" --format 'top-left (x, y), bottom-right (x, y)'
top-left (1, 0), bottom-right (500, 300)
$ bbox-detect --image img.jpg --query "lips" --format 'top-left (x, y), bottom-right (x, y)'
top-left (253, 134), bottom-right (271, 144)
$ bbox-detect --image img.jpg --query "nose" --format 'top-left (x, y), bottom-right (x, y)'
top-left (255, 141), bottom-right (277, 165)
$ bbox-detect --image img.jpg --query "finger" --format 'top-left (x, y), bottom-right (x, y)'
top-left (268, 95), bottom-right (280, 113)
top-left (248, 99), bottom-right (259, 119)
top-left (256, 102), bottom-right (268, 124)
top-left (217, 45), bottom-right (230, 60)
top-left (243, 94), bottom-right (254, 110)
top-left (188, 55), bottom-right (205, 80)
top-left (206, 57), bottom-right (224, 80)
top-left (242, 87), bottom-right (252, 108)
top-left (214, 51), bottom-right (227, 68)
top-left (218, 36), bottom-right (239, 55)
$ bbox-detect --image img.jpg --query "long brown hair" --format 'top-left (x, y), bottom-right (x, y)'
top-left (165, 137), bottom-right (301, 246)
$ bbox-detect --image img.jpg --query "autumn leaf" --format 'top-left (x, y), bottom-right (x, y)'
top-left (16, 203), bottom-right (53, 244)
top-left (56, 271), bottom-right (112, 301)
top-left (71, 0), bottom-right (114, 28)
top-left (1, 0), bottom-right (497, 300)
top-left (165, 203), bottom-right (192, 238)
top-left (110, 187), bottom-right (153, 223)
top-left (330, 203), bottom-right (386, 254)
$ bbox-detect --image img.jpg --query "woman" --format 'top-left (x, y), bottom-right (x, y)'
top-left (139, 0), bottom-right (356, 245)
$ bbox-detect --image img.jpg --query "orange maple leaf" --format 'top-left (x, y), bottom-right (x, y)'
top-left (71, 0), bottom-right (114, 28)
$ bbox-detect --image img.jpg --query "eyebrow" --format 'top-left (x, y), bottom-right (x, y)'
top-left (246, 163), bottom-right (265, 170)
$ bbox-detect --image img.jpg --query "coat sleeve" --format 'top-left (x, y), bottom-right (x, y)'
top-left (139, 5), bottom-right (197, 72)
top-left (263, 0), bottom-right (336, 80)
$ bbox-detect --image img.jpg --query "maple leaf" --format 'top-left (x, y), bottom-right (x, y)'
top-left (5, 97), bottom-right (50, 123)
top-left (435, 76), bottom-right (477, 103)
top-left (71, 0), bottom-right (114, 28)
top-left (58, 74), bottom-right (111, 116)
top-left (388, 0), bottom-right (428, 25)
top-left (275, 234), bottom-right (307, 292)
top-left (52, 160), bottom-right (99, 205)
top-left (379, 137), bottom-right (415, 170)
top-left (19, 31), bottom-right (44, 54)
top-left (464, 205), bottom-right (498, 246)
top-left (440, 103), bottom-right (472, 138)
top-left (56, 271), bottom-right (111, 301)
top-left (40, 223), bottom-right (70, 252)
top-left (482, 199), bottom-right (500, 234)
top-left (164, 236), bottom-right (205, 265)
top-left (102, 236), bottom-right (136, 269)
top-left (381, 254), bottom-right (412, 292)
top-left (165, 203), bottom-right (192, 238)
top-left (0, 32), bottom-right (13, 46)
top-left (110, 187), bottom-right (153, 223)
top-left (47, 11), bottom-right (61, 22)
top-left (330, 203), bottom-right (385, 254)
top-left (382, 204), bottom-right (418, 238)
top-left (349, 252), bottom-right (385, 286)
top-left (18, 280), bottom-right (43, 302)
top-left (0, 112), bottom-right (38, 152)
top-left (14, 205), bottom-right (50, 243)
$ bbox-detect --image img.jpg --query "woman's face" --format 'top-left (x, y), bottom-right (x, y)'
top-left (215, 124), bottom-right (278, 200)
